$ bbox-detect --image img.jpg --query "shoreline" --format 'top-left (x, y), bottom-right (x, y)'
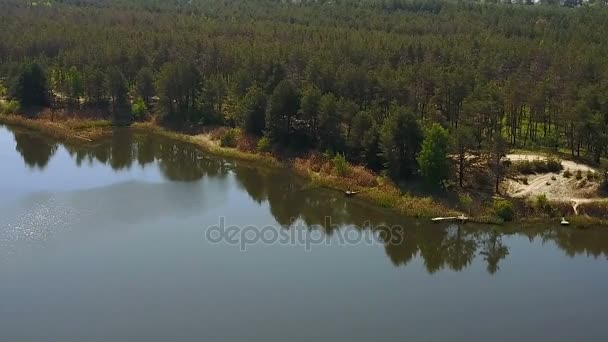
top-left (2, 114), bottom-right (606, 228)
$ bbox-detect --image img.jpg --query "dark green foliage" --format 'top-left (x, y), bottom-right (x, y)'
top-left (453, 125), bottom-right (476, 187)
top-left (513, 157), bottom-right (563, 175)
top-left (10, 62), bottom-right (49, 107)
top-left (2, 0), bottom-right (608, 189)
top-left (317, 93), bottom-right (342, 152)
top-left (136, 68), bottom-right (155, 106)
top-left (156, 61), bottom-right (202, 122)
top-left (380, 107), bottom-right (423, 178)
top-left (485, 133), bottom-right (509, 194)
top-left (265, 80), bottom-right (299, 145)
top-left (238, 84), bottom-right (267, 136)
top-left (107, 67), bottom-right (128, 112)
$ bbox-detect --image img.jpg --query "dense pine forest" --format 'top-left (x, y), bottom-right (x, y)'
top-left (1, 0), bottom-right (608, 189)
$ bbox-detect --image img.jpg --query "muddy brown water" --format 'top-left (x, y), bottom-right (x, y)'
top-left (1, 124), bottom-right (607, 341)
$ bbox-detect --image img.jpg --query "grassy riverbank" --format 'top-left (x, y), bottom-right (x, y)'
top-left (0, 115), bottom-right (112, 143)
top-left (3, 114), bottom-right (607, 227)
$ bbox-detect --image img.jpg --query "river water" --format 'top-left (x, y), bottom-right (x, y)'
top-left (0, 124), bottom-right (607, 341)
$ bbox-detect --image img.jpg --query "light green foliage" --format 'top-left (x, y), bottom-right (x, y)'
top-left (257, 136), bottom-right (271, 153)
top-left (418, 124), bottom-right (450, 185)
top-left (536, 193), bottom-right (550, 212)
top-left (220, 128), bottom-right (239, 148)
top-left (492, 199), bottom-right (514, 222)
top-left (458, 193), bottom-right (473, 213)
top-left (332, 152), bottom-right (350, 176)
top-left (131, 97), bottom-right (147, 120)
top-left (1, 100), bottom-right (20, 114)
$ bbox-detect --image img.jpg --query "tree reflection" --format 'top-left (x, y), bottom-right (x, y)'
top-left (479, 231), bottom-right (510, 275)
top-left (13, 131), bottom-right (58, 169)
top-left (8, 126), bottom-right (608, 274)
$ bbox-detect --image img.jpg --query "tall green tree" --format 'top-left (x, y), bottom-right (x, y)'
top-left (418, 124), bottom-right (450, 186)
top-left (380, 107), bottom-right (423, 178)
top-left (107, 67), bottom-right (128, 113)
top-left (238, 84), bottom-right (267, 136)
top-left (136, 67), bottom-right (155, 106)
top-left (452, 125), bottom-right (477, 187)
top-left (156, 61), bottom-right (202, 121)
top-left (485, 133), bottom-right (509, 194)
top-left (317, 93), bottom-right (342, 152)
top-left (10, 62), bottom-right (49, 107)
top-left (265, 80), bottom-right (299, 145)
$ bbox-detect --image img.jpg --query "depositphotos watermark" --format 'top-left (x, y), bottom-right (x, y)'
top-left (205, 217), bottom-right (405, 251)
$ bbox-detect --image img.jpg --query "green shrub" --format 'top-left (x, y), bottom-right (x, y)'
top-left (513, 157), bottom-right (562, 175)
top-left (220, 128), bottom-right (239, 147)
top-left (536, 193), bottom-right (550, 212)
top-left (332, 152), bottom-right (350, 176)
top-left (458, 193), bottom-right (473, 213)
top-left (575, 170), bottom-right (583, 180)
top-left (587, 170), bottom-right (597, 181)
top-left (257, 135), bottom-right (271, 152)
top-left (131, 97), bottom-right (147, 120)
top-left (563, 169), bottom-right (572, 178)
top-left (546, 157), bottom-right (563, 173)
top-left (514, 160), bottom-right (534, 174)
top-left (0, 100), bottom-right (20, 115)
top-left (532, 158), bottom-right (548, 173)
top-left (492, 199), bottom-right (514, 222)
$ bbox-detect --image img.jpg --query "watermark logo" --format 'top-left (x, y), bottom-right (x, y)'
top-left (205, 216), bottom-right (405, 251)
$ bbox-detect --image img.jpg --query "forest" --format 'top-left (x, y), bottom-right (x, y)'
top-left (1, 0), bottom-right (608, 192)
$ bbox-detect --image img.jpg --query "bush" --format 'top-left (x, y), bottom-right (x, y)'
top-left (257, 135), bottom-right (271, 153)
top-left (492, 199), bottom-right (514, 222)
top-left (532, 158), bottom-right (548, 173)
top-left (131, 97), bottom-right (147, 120)
top-left (220, 128), bottom-right (239, 147)
top-left (575, 170), bottom-right (583, 180)
top-left (536, 193), bottom-right (550, 212)
top-left (0, 100), bottom-right (20, 115)
top-left (459, 194), bottom-right (473, 213)
top-left (587, 170), bottom-right (597, 181)
top-left (563, 169), bottom-right (572, 178)
top-left (332, 152), bottom-right (350, 176)
top-left (512, 157), bottom-right (562, 175)
top-left (546, 157), bottom-right (563, 173)
top-left (514, 160), bottom-right (535, 174)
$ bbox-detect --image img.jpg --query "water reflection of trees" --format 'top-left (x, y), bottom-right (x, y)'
top-left (11, 127), bottom-right (608, 273)
top-left (231, 165), bottom-right (608, 274)
top-left (13, 131), bottom-right (58, 169)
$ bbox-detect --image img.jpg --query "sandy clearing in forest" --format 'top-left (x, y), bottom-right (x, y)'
top-left (505, 154), bottom-right (601, 203)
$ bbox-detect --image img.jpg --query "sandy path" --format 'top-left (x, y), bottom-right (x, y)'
top-left (507, 154), bottom-right (595, 172)
top-left (505, 154), bottom-right (601, 203)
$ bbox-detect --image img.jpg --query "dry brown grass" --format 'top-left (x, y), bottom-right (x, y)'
top-left (0, 115), bottom-right (112, 142)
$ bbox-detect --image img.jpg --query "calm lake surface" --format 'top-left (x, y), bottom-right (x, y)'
top-left (1, 124), bottom-right (607, 342)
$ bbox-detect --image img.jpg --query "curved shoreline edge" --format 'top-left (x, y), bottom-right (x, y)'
top-left (2, 115), bottom-right (607, 228)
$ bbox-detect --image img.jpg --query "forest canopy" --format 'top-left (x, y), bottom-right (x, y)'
top-left (1, 0), bottom-right (608, 186)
